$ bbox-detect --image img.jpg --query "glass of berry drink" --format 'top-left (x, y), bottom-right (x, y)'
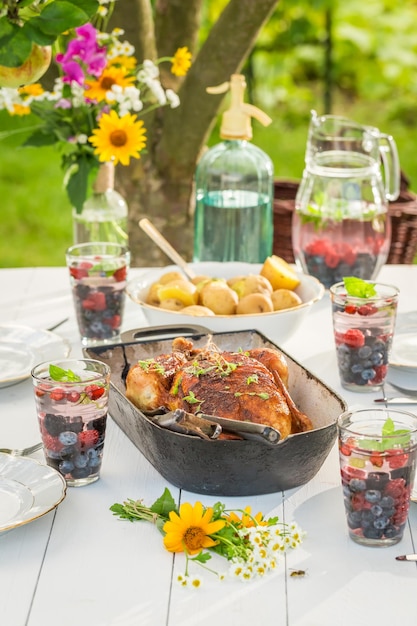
top-left (330, 280), bottom-right (399, 392)
top-left (66, 242), bottom-right (130, 346)
top-left (338, 408), bottom-right (417, 547)
top-left (32, 359), bottom-right (111, 487)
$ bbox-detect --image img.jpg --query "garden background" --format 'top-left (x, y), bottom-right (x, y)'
top-left (2, 0), bottom-right (417, 267)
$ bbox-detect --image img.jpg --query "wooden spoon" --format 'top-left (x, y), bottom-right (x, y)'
top-left (139, 218), bottom-right (196, 281)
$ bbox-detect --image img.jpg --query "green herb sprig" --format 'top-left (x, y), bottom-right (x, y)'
top-left (343, 276), bottom-right (377, 298)
top-left (359, 417), bottom-right (411, 451)
top-left (49, 365), bottom-right (82, 383)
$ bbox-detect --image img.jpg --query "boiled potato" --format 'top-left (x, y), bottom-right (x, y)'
top-left (158, 271), bottom-right (185, 285)
top-left (194, 276), bottom-right (225, 298)
top-left (146, 282), bottom-right (162, 306)
top-left (271, 289), bottom-right (302, 311)
top-left (158, 298), bottom-right (185, 311)
top-left (190, 275), bottom-right (212, 286)
top-left (236, 293), bottom-right (274, 314)
top-left (226, 275), bottom-right (246, 289)
top-left (180, 305), bottom-right (216, 316)
top-left (200, 281), bottom-right (238, 315)
top-left (157, 280), bottom-right (198, 307)
top-left (260, 255), bottom-right (300, 291)
top-left (232, 274), bottom-right (273, 299)
top-left (144, 263), bottom-right (303, 317)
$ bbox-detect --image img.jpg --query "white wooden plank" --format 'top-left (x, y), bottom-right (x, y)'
top-left (27, 418), bottom-right (177, 626)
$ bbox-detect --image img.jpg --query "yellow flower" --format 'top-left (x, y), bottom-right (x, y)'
top-left (11, 104), bottom-right (31, 116)
top-left (225, 506), bottom-right (266, 528)
top-left (171, 47), bottom-right (192, 77)
top-left (163, 501), bottom-right (225, 555)
top-left (89, 110), bottom-right (146, 166)
top-left (107, 55), bottom-right (137, 71)
top-left (84, 66), bottom-right (135, 102)
top-left (18, 83), bottom-right (44, 98)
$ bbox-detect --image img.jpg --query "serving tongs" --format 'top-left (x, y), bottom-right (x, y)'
top-left (145, 408), bottom-right (281, 444)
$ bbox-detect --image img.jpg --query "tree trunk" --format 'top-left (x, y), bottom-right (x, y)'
top-left (111, 0), bottom-right (280, 266)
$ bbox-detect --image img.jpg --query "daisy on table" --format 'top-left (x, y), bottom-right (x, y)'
top-left (111, 489), bottom-right (305, 588)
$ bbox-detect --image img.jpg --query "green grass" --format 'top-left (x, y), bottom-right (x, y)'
top-left (0, 111), bottom-right (73, 267)
top-left (1, 105), bottom-right (417, 268)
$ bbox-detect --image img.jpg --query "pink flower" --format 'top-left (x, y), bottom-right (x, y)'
top-left (56, 59), bottom-right (85, 84)
top-left (55, 98), bottom-right (72, 109)
top-left (56, 23), bottom-right (107, 83)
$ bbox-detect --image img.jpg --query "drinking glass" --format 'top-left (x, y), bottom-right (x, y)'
top-left (338, 408), bottom-right (417, 547)
top-left (66, 242), bottom-right (130, 346)
top-left (330, 280), bottom-right (399, 391)
top-left (32, 358), bottom-right (110, 487)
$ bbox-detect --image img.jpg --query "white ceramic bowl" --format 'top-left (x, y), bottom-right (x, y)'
top-left (126, 262), bottom-right (324, 345)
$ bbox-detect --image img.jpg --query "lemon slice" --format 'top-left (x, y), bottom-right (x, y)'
top-left (260, 256), bottom-right (301, 291)
top-left (157, 280), bottom-right (198, 307)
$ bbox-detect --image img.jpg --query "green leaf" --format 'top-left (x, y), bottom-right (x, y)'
top-left (0, 0), bottom-right (99, 59)
top-left (66, 155), bottom-right (92, 212)
top-left (21, 20), bottom-right (57, 47)
top-left (150, 488), bottom-right (178, 518)
top-left (343, 276), bottom-right (377, 298)
top-left (66, 0), bottom-right (100, 18)
top-left (382, 417), bottom-right (395, 436)
top-left (32, 3), bottom-right (93, 36)
top-left (0, 19), bottom-right (32, 66)
top-left (359, 417), bottom-right (412, 451)
top-left (23, 129), bottom-right (58, 147)
top-left (109, 503), bottom-right (136, 521)
top-left (49, 364), bottom-right (81, 382)
top-left (192, 552), bottom-right (212, 564)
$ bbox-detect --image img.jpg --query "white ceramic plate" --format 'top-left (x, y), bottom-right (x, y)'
top-left (0, 324), bottom-right (71, 388)
top-left (0, 453), bottom-right (67, 533)
top-left (389, 332), bottom-right (417, 371)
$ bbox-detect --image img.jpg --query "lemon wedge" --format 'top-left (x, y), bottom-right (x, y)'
top-left (157, 280), bottom-right (198, 307)
top-left (260, 256), bottom-right (301, 291)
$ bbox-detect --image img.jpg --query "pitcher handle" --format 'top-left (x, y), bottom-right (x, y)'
top-left (379, 133), bottom-right (400, 202)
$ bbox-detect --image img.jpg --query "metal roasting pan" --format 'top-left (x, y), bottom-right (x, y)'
top-left (85, 325), bottom-right (347, 496)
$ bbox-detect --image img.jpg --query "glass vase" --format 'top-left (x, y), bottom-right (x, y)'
top-left (72, 162), bottom-right (128, 245)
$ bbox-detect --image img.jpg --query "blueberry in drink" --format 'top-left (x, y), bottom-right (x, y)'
top-left (338, 410), bottom-right (417, 547)
top-left (32, 360), bottom-right (110, 487)
top-left (66, 243), bottom-right (130, 346)
top-left (330, 278), bottom-right (398, 391)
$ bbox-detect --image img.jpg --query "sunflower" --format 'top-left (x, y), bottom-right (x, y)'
top-left (89, 110), bottom-right (146, 166)
top-left (224, 506), bottom-right (266, 528)
top-left (171, 47), bottom-right (192, 77)
top-left (84, 66), bottom-right (135, 102)
top-left (163, 501), bottom-right (225, 555)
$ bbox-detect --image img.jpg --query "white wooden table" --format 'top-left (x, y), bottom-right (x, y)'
top-left (0, 264), bottom-right (416, 626)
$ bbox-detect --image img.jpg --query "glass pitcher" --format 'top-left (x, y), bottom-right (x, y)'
top-left (292, 112), bottom-right (400, 288)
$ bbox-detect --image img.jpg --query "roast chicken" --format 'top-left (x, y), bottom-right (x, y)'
top-left (125, 337), bottom-right (313, 439)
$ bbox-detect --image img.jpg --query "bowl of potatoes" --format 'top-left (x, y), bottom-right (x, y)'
top-left (126, 257), bottom-right (325, 345)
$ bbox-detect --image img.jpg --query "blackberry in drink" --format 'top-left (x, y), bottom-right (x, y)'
top-left (338, 409), bottom-right (417, 547)
top-left (330, 279), bottom-right (399, 392)
top-left (66, 242), bottom-right (130, 346)
top-left (32, 359), bottom-right (110, 487)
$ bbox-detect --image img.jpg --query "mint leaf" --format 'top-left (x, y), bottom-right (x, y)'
top-left (359, 417), bottom-right (411, 451)
top-left (343, 276), bottom-right (377, 298)
top-left (49, 364), bottom-right (81, 382)
top-left (382, 417), bottom-right (395, 436)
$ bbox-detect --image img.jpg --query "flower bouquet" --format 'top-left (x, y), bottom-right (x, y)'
top-left (111, 488), bottom-right (305, 588)
top-left (0, 1), bottom-right (191, 213)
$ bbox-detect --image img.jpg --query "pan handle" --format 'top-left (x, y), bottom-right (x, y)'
top-left (120, 324), bottom-right (213, 343)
